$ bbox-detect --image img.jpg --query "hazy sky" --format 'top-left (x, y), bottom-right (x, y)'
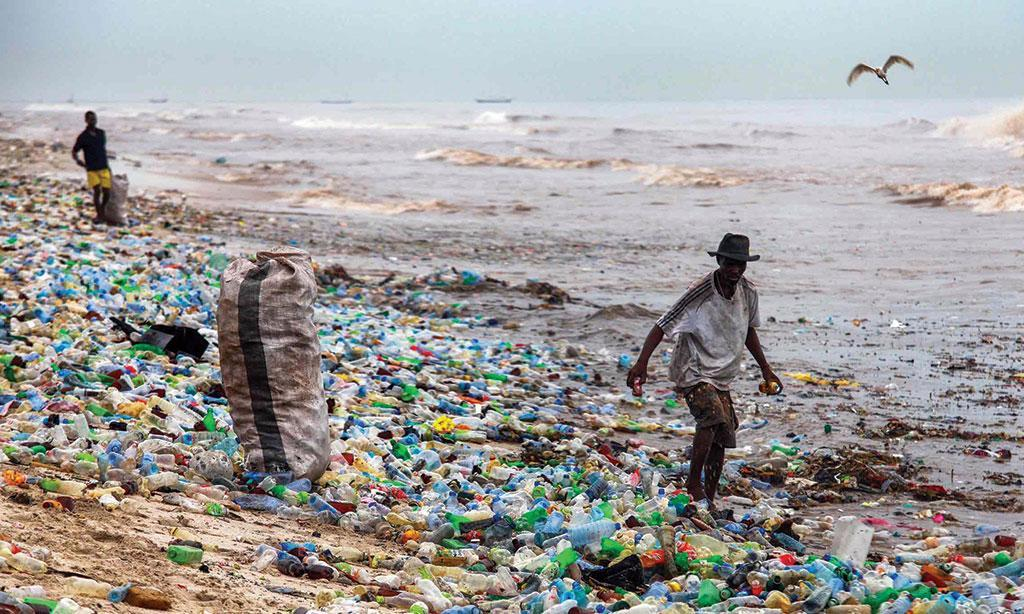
top-left (3, 0), bottom-right (1023, 102)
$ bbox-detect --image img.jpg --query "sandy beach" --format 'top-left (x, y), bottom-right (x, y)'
top-left (1, 96), bottom-right (1023, 612)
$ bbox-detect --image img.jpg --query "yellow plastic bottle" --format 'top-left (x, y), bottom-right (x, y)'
top-left (763, 590), bottom-right (792, 612)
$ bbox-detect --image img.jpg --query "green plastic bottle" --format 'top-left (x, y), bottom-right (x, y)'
top-left (445, 512), bottom-right (471, 533)
top-left (906, 583), bottom-right (936, 600)
top-left (401, 384), bottom-right (420, 402)
top-left (674, 552), bottom-right (689, 572)
top-left (555, 547), bottom-right (579, 572)
top-left (516, 507), bottom-right (548, 530)
top-left (600, 537), bottom-right (625, 559)
top-left (167, 544), bottom-right (204, 565)
top-left (697, 579), bottom-right (723, 607)
top-left (86, 403), bottom-right (111, 417)
top-left (771, 443), bottom-right (799, 456)
top-left (669, 493), bottom-right (691, 510)
top-left (391, 439), bottom-right (411, 460)
top-left (863, 587), bottom-right (898, 611)
top-left (23, 598), bottom-right (59, 612)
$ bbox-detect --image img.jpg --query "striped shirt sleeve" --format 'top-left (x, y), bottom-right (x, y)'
top-left (656, 275), bottom-right (713, 338)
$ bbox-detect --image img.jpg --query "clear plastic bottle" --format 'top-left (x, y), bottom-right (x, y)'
top-left (251, 545), bottom-right (278, 571)
top-left (10, 552), bottom-right (48, 574)
top-left (565, 519), bottom-right (619, 548)
top-left (69, 577), bottom-right (113, 598)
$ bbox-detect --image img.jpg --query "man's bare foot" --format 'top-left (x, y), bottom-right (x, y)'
top-left (685, 480), bottom-right (707, 503)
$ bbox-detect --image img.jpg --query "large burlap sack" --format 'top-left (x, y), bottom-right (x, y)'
top-left (217, 247), bottom-right (329, 481)
top-left (104, 174), bottom-right (129, 226)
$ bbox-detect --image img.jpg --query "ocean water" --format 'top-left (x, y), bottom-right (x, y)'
top-left (5, 98), bottom-right (1024, 215)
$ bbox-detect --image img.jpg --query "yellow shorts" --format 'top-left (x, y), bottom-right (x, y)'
top-left (86, 168), bottom-right (112, 189)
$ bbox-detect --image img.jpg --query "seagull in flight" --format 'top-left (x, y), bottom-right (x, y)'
top-left (847, 55), bottom-right (914, 86)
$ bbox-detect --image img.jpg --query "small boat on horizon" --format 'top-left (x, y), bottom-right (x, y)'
top-left (320, 99), bottom-right (353, 104)
top-left (475, 97), bottom-right (512, 104)
top-left (149, 97), bottom-right (169, 104)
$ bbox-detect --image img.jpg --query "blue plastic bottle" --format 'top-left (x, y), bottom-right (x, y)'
top-left (992, 558), bottom-right (1024, 578)
top-left (565, 519), bottom-right (619, 548)
top-left (774, 532), bottom-right (805, 555)
top-left (235, 494), bottom-right (285, 512)
top-left (540, 511), bottom-right (565, 535)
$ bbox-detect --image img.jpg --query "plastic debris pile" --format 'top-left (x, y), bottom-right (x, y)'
top-left (2, 174), bottom-right (1024, 613)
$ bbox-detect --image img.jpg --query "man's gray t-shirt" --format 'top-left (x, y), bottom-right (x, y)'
top-left (656, 272), bottom-right (760, 391)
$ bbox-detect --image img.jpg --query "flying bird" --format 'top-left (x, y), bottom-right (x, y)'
top-left (847, 55), bottom-right (914, 86)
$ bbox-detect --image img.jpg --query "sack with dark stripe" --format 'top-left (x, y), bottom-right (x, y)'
top-left (218, 247), bottom-right (329, 481)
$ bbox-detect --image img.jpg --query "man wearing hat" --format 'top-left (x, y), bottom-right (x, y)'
top-left (626, 233), bottom-right (781, 509)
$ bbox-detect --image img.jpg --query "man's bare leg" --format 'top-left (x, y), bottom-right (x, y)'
top-left (686, 427), bottom-right (714, 502)
top-left (92, 186), bottom-right (103, 221)
top-left (99, 187), bottom-right (110, 222)
top-left (704, 442), bottom-right (725, 507)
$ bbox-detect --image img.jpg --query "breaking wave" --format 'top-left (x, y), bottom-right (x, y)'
top-left (745, 128), bottom-right (803, 139)
top-left (676, 142), bottom-right (751, 151)
top-left (418, 148), bottom-right (751, 188)
top-left (416, 148), bottom-right (607, 170)
top-left (473, 111), bottom-right (553, 125)
top-left (24, 103), bottom-right (90, 113)
top-left (888, 117), bottom-right (937, 132)
top-left (290, 116), bottom-right (432, 130)
top-left (937, 103), bottom-right (1024, 158)
top-left (882, 182), bottom-right (1024, 213)
top-left (613, 161), bottom-right (750, 188)
top-left (188, 131), bottom-right (258, 142)
top-left (288, 188), bottom-right (458, 214)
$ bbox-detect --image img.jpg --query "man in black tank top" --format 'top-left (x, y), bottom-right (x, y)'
top-left (72, 111), bottom-right (111, 222)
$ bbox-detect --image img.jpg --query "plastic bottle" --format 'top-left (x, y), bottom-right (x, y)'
top-left (276, 554), bottom-right (305, 577)
top-left (10, 552), bottom-right (48, 574)
top-left (51, 598), bottom-right (89, 614)
top-left (108, 583), bottom-right (132, 603)
top-left (144, 471), bottom-right (180, 491)
top-left (440, 607), bottom-right (480, 614)
top-left (167, 544), bottom-right (204, 565)
top-left (308, 494), bottom-right (341, 522)
top-left (251, 545), bottom-right (279, 571)
top-left (565, 519), bottom-right (619, 548)
top-left (924, 595), bottom-right (956, 614)
top-left (415, 578), bottom-right (453, 612)
top-left (774, 532), bottom-right (806, 555)
top-left (234, 494), bottom-right (285, 512)
top-left (328, 546), bottom-right (366, 562)
top-left (685, 534), bottom-right (728, 557)
top-left (697, 579), bottom-right (723, 608)
top-left (992, 557), bottom-right (1024, 578)
top-left (540, 511), bottom-right (565, 536)
top-left (878, 594), bottom-right (912, 614)
top-left (305, 562), bottom-right (338, 580)
top-left (68, 578), bottom-right (113, 598)
top-left (763, 590), bottom-right (791, 611)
